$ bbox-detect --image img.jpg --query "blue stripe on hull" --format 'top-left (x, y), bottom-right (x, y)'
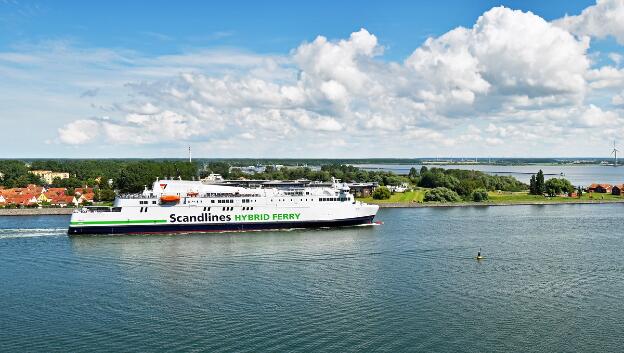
top-left (68, 216), bottom-right (375, 235)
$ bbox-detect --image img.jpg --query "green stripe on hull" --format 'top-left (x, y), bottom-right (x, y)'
top-left (70, 220), bottom-right (167, 226)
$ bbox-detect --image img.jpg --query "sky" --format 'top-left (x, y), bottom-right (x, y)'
top-left (1, 0), bottom-right (624, 158)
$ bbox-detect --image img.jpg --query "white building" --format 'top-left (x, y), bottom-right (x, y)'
top-left (29, 170), bottom-right (70, 184)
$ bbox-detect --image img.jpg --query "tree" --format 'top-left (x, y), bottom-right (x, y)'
top-left (544, 178), bottom-right (574, 197)
top-left (471, 189), bottom-right (489, 202)
top-left (535, 170), bottom-right (545, 195)
top-left (577, 186), bottom-right (583, 198)
top-left (529, 175), bottom-right (537, 195)
top-left (408, 167), bottom-right (419, 179)
top-left (372, 186), bottom-right (391, 200)
top-left (424, 187), bottom-right (461, 202)
top-left (420, 166), bottom-right (428, 175)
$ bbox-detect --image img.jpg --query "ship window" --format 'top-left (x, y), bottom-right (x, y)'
top-left (211, 200), bottom-right (215, 203)
top-left (152, 201), bottom-right (157, 204)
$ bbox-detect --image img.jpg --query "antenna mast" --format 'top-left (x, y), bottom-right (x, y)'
top-left (189, 145), bottom-right (192, 163)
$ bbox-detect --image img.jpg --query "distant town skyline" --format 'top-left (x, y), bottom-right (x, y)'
top-left (2, 0), bottom-right (624, 158)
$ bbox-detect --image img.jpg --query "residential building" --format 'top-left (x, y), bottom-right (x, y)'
top-left (29, 170), bottom-right (70, 184)
top-left (588, 183), bottom-right (612, 193)
top-left (347, 183), bottom-right (378, 197)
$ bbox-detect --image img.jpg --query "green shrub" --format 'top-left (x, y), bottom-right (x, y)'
top-left (471, 189), bottom-right (489, 202)
top-left (372, 186), bottom-right (391, 200)
top-left (424, 187), bottom-right (461, 202)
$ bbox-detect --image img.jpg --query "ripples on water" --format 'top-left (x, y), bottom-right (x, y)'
top-left (2, 207), bottom-right (624, 352)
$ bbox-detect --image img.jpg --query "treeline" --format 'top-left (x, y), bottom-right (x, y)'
top-left (413, 166), bottom-right (527, 198)
top-left (203, 163), bottom-right (409, 186)
top-left (0, 160), bottom-right (44, 187)
top-left (1, 160), bottom-right (530, 199)
top-left (529, 170), bottom-right (576, 197)
top-left (196, 158), bottom-right (609, 167)
top-left (0, 160), bottom-right (198, 193)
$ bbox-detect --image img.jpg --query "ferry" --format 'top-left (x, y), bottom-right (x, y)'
top-left (68, 177), bottom-right (379, 235)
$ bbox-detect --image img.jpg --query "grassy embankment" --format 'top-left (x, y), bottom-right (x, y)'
top-left (359, 189), bottom-right (624, 205)
top-left (358, 190), bottom-right (425, 204)
top-left (487, 191), bottom-right (622, 203)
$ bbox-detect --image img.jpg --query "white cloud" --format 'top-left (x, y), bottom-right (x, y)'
top-left (57, 119), bottom-right (100, 144)
top-left (610, 52), bottom-right (623, 66)
top-left (406, 6), bottom-right (589, 113)
top-left (587, 66), bottom-right (624, 89)
top-left (554, 0), bottom-right (624, 44)
top-left (1, 4), bottom-right (622, 157)
top-left (575, 104), bottom-right (618, 127)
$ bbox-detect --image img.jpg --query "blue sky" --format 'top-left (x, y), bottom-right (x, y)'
top-left (1, 0), bottom-right (624, 158)
top-left (0, 1), bottom-right (598, 58)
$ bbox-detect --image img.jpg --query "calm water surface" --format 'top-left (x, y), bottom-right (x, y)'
top-left (2, 206), bottom-right (624, 352)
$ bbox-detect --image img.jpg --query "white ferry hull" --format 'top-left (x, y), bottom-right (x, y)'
top-left (68, 215), bottom-right (375, 235)
top-left (68, 178), bottom-right (379, 235)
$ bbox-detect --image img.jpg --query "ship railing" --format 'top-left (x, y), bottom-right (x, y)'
top-left (77, 206), bottom-right (122, 213)
top-left (117, 192), bottom-right (265, 199)
top-left (117, 194), bottom-right (158, 199)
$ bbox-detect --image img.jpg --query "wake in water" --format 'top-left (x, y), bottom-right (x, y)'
top-left (0, 228), bottom-right (67, 239)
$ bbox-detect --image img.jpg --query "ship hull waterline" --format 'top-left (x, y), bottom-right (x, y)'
top-left (68, 215), bottom-right (376, 235)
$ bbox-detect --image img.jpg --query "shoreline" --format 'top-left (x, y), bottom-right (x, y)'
top-left (1, 200), bottom-right (623, 216)
top-left (0, 208), bottom-right (75, 216)
top-left (374, 200), bottom-right (624, 208)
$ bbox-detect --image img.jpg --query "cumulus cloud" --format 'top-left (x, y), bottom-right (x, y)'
top-left (587, 66), bottom-right (624, 89)
top-left (554, 0), bottom-right (624, 44)
top-left (36, 4), bottom-right (624, 156)
top-left (575, 104), bottom-right (618, 127)
top-left (406, 6), bottom-right (590, 114)
top-left (57, 119), bottom-right (100, 144)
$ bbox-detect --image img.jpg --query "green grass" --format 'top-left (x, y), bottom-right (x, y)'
top-left (487, 191), bottom-right (623, 203)
top-left (359, 189), bottom-right (624, 205)
top-left (358, 190), bottom-right (425, 204)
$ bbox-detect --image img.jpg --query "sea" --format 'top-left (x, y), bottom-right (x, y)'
top-left (354, 164), bottom-right (624, 185)
top-left (2, 205), bottom-right (624, 352)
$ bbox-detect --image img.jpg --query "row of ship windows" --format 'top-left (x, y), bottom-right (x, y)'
top-left (187, 199), bottom-right (258, 204)
top-left (200, 206), bottom-right (254, 211)
top-left (139, 197), bottom-right (348, 205)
